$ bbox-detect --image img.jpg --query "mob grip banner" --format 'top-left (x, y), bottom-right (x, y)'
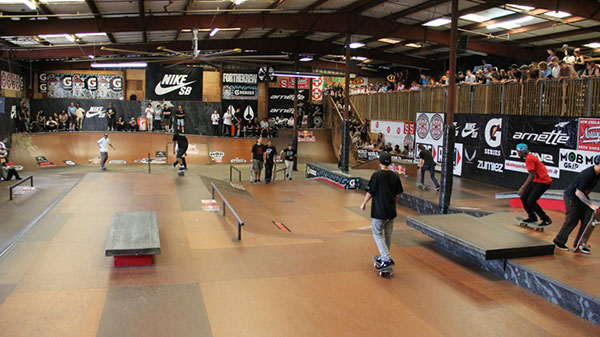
top-left (146, 64), bottom-right (203, 100)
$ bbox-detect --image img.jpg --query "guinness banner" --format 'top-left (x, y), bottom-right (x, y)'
top-left (145, 64), bottom-right (203, 101)
top-left (267, 88), bottom-right (308, 118)
top-left (222, 72), bottom-right (258, 100)
top-left (44, 73), bottom-right (123, 99)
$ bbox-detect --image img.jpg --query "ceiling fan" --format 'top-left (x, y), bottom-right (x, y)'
top-left (99, 28), bottom-right (292, 68)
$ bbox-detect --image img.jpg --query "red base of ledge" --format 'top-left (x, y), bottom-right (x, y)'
top-left (508, 198), bottom-right (566, 213)
top-left (114, 255), bottom-right (153, 267)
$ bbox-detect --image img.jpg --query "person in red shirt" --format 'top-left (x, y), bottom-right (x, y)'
top-left (517, 143), bottom-right (553, 226)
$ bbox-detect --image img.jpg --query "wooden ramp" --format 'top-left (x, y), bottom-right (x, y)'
top-left (406, 213), bottom-right (555, 260)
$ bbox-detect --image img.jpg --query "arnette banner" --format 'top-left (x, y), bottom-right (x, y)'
top-left (222, 72), bottom-right (258, 100)
top-left (145, 64), bottom-right (203, 101)
top-left (370, 120), bottom-right (415, 156)
top-left (267, 88), bottom-right (308, 118)
top-left (44, 73), bottom-right (124, 99)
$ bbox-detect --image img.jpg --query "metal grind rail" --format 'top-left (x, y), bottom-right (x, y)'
top-left (9, 175), bottom-right (33, 201)
top-left (211, 182), bottom-right (244, 241)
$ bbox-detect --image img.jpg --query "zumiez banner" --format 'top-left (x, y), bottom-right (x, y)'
top-left (146, 64), bottom-right (203, 100)
top-left (222, 72), bottom-right (258, 100)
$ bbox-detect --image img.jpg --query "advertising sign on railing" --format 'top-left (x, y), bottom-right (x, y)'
top-left (370, 120), bottom-right (415, 155)
top-left (415, 112), bottom-right (445, 164)
top-left (577, 118), bottom-right (600, 152)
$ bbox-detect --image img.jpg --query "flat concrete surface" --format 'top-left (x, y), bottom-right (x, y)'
top-left (407, 214), bottom-right (555, 260)
top-left (0, 164), bottom-right (599, 336)
top-left (105, 211), bottom-right (160, 256)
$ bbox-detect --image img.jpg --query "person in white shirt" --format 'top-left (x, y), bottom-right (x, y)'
top-left (75, 104), bottom-right (85, 131)
top-left (97, 134), bottom-right (116, 171)
top-left (563, 47), bottom-right (576, 66)
top-left (223, 109), bottom-right (233, 137)
top-left (144, 103), bottom-right (153, 131)
top-left (210, 110), bottom-right (220, 136)
top-left (153, 104), bottom-right (162, 132)
top-left (465, 69), bottom-right (476, 83)
top-left (0, 138), bottom-right (8, 165)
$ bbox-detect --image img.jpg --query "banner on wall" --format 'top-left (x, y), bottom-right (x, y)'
top-left (38, 73), bottom-right (47, 93)
top-left (277, 77), bottom-right (310, 89)
top-left (415, 112), bottom-right (445, 164)
top-left (222, 72), bottom-right (258, 100)
top-left (1, 71), bottom-right (24, 92)
top-left (577, 118), bottom-right (600, 152)
top-left (311, 76), bottom-right (323, 102)
top-left (222, 100), bottom-right (258, 125)
top-left (267, 88), bottom-right (308, 117)
top-left (370, 120), bottom-right (415, 155)
top-left (145, 64), bottom-right (203, 101)
top-left (45, 73), bottom-right (123, 99)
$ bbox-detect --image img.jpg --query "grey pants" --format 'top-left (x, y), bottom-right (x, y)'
top-left (372, 218), bottom-right (394, 262)
top-left (100, 152), bottom-right (108, 169)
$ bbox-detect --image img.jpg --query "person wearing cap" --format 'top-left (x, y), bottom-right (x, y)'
top-left (97, 133), bottom-right (116, 171)
top-left (417, 144), bottom-right (440, 191)
top-left (516, 144), bottom-right (553, 226)
top-left (360, 152), bottom-right (403, 271)
top-left (553, 155), bottom-right (600, 253)
top-left (573, 48), bottom-right (586, 76)
top-left (280, 143), bottom-right (296, 181)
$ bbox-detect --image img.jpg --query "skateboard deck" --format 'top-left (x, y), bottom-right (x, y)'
top-left (373, 255), bottom-right (393, 277)
top-left (516, 217), bottom-right (544, 232)
top-left (178, 169), bottom-right (185, 176)
top-left (574, 215), bottom-right (597, 251)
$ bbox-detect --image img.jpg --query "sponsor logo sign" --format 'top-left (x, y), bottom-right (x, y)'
top-left (63, 160), bottom-right (76, 166)
top-left (416, 114), bottom-right (429, 139)
top-left (1, 70), bottom-right (24, 91)
top-left (454, 143), bottom-right (463, 176)
top-left (430, 114), bottom-right (444, 141)
top-left (46, 73), bottom-right (123, 99)
top-left (146, 64), bottom-right (202, 100)
top-left (415, 113), bottom-right (445, 164)
top-left (39, 73), bottom-right (47, 93)
top-left (298, 130), bottom-right (316, 142)
top-left (202, 199), bottom-right (220, 212)
top-left (505, 159), bottom-right (560, 178)
top-left (35, 156), bottom-right (55, 168)
top-left (155, 151), bottom-right (167, 158)
top-left (478, 160), bottom-right (503, 173)
top-left (209, 151), bottom-right (225, 163)
top-left (559, 149), bottom-right (600, 173)
top-left (108, 160), bottom-right (126, 165)
top-left (484, 118), bottom-right (502, 149)
top-left (230, 157), bottom-right (247, 164)
top-left (268, 88), bottom-right (308, 117)
top-left (278, 77), bottom-right (310, 89)
top-left (311, 77), bottom-right (324, 101)
top-left (86, 106), bottom-right (106, 118)
top-left (578, 118), bottom-right (600, 152)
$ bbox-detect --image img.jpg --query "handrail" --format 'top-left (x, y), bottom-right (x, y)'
top-left (9, 175), bottom-right (33, 201)
top-left (349, 99), bottom-right (364, 124)
top-left (211, 182), bottom-right (244, 241)
top-left (229, 165), bottom-right (242, 182)
top-left (328, 95), bottom-right (344, 121)
top-left (274, 164), bottom-right (286, 182)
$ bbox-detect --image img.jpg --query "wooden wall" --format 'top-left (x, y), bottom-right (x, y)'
top-left (202, 70), bottom-right (221, 103)
top-left (125, 69), bottom-right (145, 101)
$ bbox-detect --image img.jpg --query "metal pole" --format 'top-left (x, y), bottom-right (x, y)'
top-left (230, 166), bottom-right (232, 182)
top-left (222, 201), bottom-right (226, 217)
top-left (439, 0), bottom-right (458, 214)
top-left (292, 54), bottom-right (299, 171)
top-left (587, 78), bottom-right (593, 117)
top-left (147, 153), bottom-right (151, 174)
top-left (340, 32), bottom-right (351, 173)
top-left (238, 223), bottom-right (242, 241)
top-left (211, 186), bottom-right (215, 199)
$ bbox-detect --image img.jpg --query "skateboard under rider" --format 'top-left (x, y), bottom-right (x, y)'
top-left (574, 215), bottom-right (598, 252)
top-left (373, 255), bottom-right (393, 277)
top-left (516, 217), bottom-right (546, 232)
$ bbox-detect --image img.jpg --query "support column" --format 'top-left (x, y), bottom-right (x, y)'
top-left (340, 33), bottom-right (351, 173)
top-left (439, 0), bottom-right (458, 214)
top-left (292, 54), bottom-right (299, 171)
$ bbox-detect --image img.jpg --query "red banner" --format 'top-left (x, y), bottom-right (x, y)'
top-left (578, 118), bottom-right (600, 151)
top-left (278, 77), bottom-right (310, 89)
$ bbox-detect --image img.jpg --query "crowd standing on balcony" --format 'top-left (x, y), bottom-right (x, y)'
top-left (351, 44), bottom-right (600, 95)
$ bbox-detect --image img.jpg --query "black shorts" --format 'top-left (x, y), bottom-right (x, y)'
top-left (176, 145), bottom-right (188, 159)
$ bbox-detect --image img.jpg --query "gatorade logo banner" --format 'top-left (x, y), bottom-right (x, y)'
top-left (45, 72), bottom-right (123, 99)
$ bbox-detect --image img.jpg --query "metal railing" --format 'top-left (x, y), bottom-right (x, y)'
top-left (9, 175), bottom-right (33, 201)
top-left (274, 165), bottom-right (287, 182)
top-left (211, 182), bottom-right (244, 241)
top-left (349, 77), bottom-right (600, 119)
top-left (229, 165), bottom-right (242, 182)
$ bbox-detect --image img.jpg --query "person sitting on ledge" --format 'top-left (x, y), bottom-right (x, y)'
top-left (128, 117), bottom-right (138, 132)
top-left (0, 162), bottom-right (21, 181)
top-left (116, 116), bottom-right (125, 132)
top-left (46, 116), bottom-right (58, 132)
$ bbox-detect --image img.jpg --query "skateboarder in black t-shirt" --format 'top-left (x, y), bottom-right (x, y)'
top-left (172, 132), bottom-right (188, 173)
top-left (360, 152), bottom-right (403, 273)
top-left (553, 156), bottom-right (600, 253)
top-left (264, 140), bottom-right (277, 184)
top-left (280, 144), bottom-right (296, 181)
top-left (250, 137), bottom-right (265, 183)
top-left (417, 144), bottom-right (440, 191)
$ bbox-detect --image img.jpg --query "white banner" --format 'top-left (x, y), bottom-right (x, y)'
top-left (370, 120), bottom-right (415, 156)
top-left (415, 112), bottom-right (445, 164)
top-left (504, 159), bottom-right (560, 178)
top-left (559, 148), bottom-right (600, 173)
top-left (311, 76), bottom-right (323, 102)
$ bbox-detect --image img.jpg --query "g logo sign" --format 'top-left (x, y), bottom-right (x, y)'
top-left (484, 118), bottom-right (502, 148)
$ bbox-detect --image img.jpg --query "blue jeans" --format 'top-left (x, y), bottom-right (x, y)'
top-left (372, 218), bottom-right (394, 262)
top-left (420, 165), bottom-right (439, 188)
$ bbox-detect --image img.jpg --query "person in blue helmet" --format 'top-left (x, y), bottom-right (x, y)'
top-left (553, 155), bottom-right (600, 253)
top-left (516, 143), bottom-right (553, 226)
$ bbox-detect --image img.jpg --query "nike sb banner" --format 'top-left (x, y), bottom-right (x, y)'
top-left (146, 64), bottom-right (203, 101)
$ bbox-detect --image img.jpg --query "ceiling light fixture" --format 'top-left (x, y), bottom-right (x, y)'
top-left (423, 18), bottom-right (451, 27)
top-left (460, 14), bottom-right (488, 22)
top-left (349, 42), bottom-right (365, 49)
top-left (507, 4), bottom-right (535, 11)
top-left (544, 11), bottom-right (572, 19)
top-left (232, 0), bottom-right (246, 5)
top-left (299, 56), bottom-right (314, 62)
top-left (487, 16), bottom-right (533, 30)
top-left (91, 62), bottom-right (147, 68)
top-left (273, 71), bottom-right (321, 79)
top-left (405, 43), bottom-right (422, 48)
top-left (209, 28), bottom-right (220, 37)
top-left (584, 43), bottom-right (600, 49)
top-left (75, 32), bottom-right (107, 37)
top-left (378, 38), bottom-right (401, 44)
top-left (22, 0), bottom-right (36, 9)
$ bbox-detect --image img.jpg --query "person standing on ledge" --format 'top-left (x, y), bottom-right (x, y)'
top-left (516, 143), bottom-right (553, 226)
top-left (553, 156), bottom-right (600, 253)
top-left (417, 144), bottom-right (440, 191)
top-left (360, 152), bottom-right (403, 272)
top-left (97, 133), bottom-right (116, 171)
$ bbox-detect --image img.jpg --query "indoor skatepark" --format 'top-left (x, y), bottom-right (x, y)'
top-left (3, 0), bottom-right (600, 335)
